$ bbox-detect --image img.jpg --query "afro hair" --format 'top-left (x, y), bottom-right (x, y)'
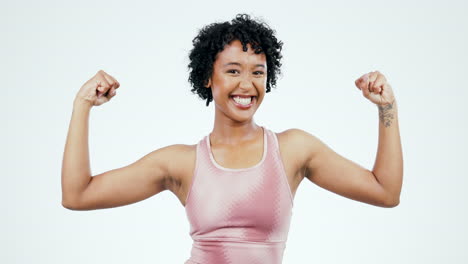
top-left (188, 14), bottom-right (283, 106)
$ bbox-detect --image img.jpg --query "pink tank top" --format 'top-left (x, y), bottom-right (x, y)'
top-left (184, 126), bottom-right (294, 264)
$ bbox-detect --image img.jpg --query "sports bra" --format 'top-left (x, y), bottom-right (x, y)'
top-left (184, 126), bottom-right (294, 264)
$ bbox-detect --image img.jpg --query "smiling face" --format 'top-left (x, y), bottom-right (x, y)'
top-left (206, 39), bottom-right (267, 123)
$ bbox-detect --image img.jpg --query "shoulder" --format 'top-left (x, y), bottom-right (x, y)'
top-left (276, 128), bottom-right (320, 149)
top-left (275, 128), bottom-right (322, 168)
top-left (146, 143), bottom-right (197, 191)
top-left (143, 144), bottom-right (197, 176)
top-left (144, 144), bottom-right (196, 161)
top-left (162, 143), bottom-right (197, 154)
top-left (154, 143), bottom-right (197, 169)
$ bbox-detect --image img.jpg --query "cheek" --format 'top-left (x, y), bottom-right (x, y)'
top-left (255, 78), bottom-right (267, 92)
top-left (211, 80), bottom-right (229, 99)
top-left (211, 86), bottom-right (223, 100)
top-left (213, 76), bottom-right (234, 93)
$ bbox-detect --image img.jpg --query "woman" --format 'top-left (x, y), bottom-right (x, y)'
top-left (61, 14), bottom-right (403, 264)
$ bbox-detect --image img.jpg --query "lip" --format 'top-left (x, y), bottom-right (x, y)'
top-left (230, 96), bottom-right (255, 109)
top-left (231, 94), bottom-right (256, 98)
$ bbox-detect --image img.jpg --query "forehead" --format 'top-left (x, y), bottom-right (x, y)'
top-left (214, 39), bottom-right (266, 66)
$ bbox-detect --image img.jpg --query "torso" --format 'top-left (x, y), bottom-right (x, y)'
top-left (166, 129), bottom-right (308, 207)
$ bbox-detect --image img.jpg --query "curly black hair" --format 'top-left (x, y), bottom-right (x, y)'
top-left (188, 14), bottom-right (283, 106)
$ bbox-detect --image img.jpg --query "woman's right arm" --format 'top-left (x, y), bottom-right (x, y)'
top-left (61, 70), bottom-right (173, 210)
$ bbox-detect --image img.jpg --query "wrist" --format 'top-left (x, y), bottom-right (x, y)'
top-left (377, 99), bottom-right (396, 108)
top-left (73, 97), bottom-right (93, 110)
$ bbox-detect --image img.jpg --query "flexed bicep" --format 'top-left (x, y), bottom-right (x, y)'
top-left (292, 129), bottom-right (395, 207)
top-left (63, 144), bottom-right (186, 211)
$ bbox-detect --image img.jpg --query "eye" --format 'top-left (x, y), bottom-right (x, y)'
top-left (253, 71), bottom-right (265, 76)
top-left (227, 69), bottom-right (240, 74)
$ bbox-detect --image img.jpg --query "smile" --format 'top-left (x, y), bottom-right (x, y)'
top-left (230, 95), bottom-right (255, 109)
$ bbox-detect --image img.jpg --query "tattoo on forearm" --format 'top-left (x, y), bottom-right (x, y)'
top-left (378, 102), bottom-right (395, 127)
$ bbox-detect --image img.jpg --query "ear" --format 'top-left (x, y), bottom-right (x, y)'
top-left (204, 78), bottom-right (212, 88)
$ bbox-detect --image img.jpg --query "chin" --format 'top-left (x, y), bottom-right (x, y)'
top-left (233, 116), bottom-right (254, 123)
top-left (230, 109), bottom-right (258, 123)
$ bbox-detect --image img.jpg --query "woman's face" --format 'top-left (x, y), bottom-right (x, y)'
top-left (206, 39), bottom-right (267, 123)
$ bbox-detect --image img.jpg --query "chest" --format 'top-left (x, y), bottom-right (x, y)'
top-left (185, 163), bottom-right (293, 240)
top-left (171, 134), bottom-right (306, 207)
top-left (210, 141), bottom-right (264, 169)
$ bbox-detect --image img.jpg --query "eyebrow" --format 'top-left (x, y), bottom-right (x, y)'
top-left (223, 62), bottom-right (265, 68)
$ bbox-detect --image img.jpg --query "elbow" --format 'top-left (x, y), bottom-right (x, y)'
top-left (62, 196), bottom-right (83, 211)
top-left (62, 199), bottom-right (78, 210)
top-left (381, 196), bottom-right (400, 208)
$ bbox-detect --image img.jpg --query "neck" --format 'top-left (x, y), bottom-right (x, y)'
top-left (210, 111), bottom-right (261, 145)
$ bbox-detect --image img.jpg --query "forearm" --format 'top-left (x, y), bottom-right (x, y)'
top-left (372, 100), bottom-right (403, 204)
top-left (61, 99), bottom-right (93, 205)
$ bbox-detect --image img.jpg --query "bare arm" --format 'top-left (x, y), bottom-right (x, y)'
top-left (300, 71), bottom-right (403, 207)
top-left (301, 101), bottom-right (402, 207)
top-left (61, 70), bottom-right (176, 210)
top-left (61, 70), bottom-right (119, 208)
top-left (373, 101), bottom-right (403, 204)
top-left (60, 99), bottom-right (94, 208)
top-left (61, 99), bottom-right (173, 210)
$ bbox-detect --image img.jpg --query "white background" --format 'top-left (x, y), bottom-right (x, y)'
top-left (2, 0), bottom-right (467, 263)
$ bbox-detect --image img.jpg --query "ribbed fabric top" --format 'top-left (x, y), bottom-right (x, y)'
top-left (184, 126), bottom-right (294, 264)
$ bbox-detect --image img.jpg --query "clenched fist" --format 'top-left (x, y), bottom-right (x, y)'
top-left (355, 70), bottom-right (395, 106)
top-left (75, 70), bottom-right (120, 107)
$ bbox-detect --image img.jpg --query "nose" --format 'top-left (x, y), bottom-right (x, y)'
top-left (238, 74), bottom-right (255, 91)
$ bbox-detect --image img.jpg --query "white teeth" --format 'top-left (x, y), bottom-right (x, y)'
top-left (233, 96), bottom-right (252, 105)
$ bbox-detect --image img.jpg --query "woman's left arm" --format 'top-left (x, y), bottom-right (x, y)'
top-left (301, 71), bottom-right (403, 207)
top-left (358, 71), bottom-right (403, 206)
